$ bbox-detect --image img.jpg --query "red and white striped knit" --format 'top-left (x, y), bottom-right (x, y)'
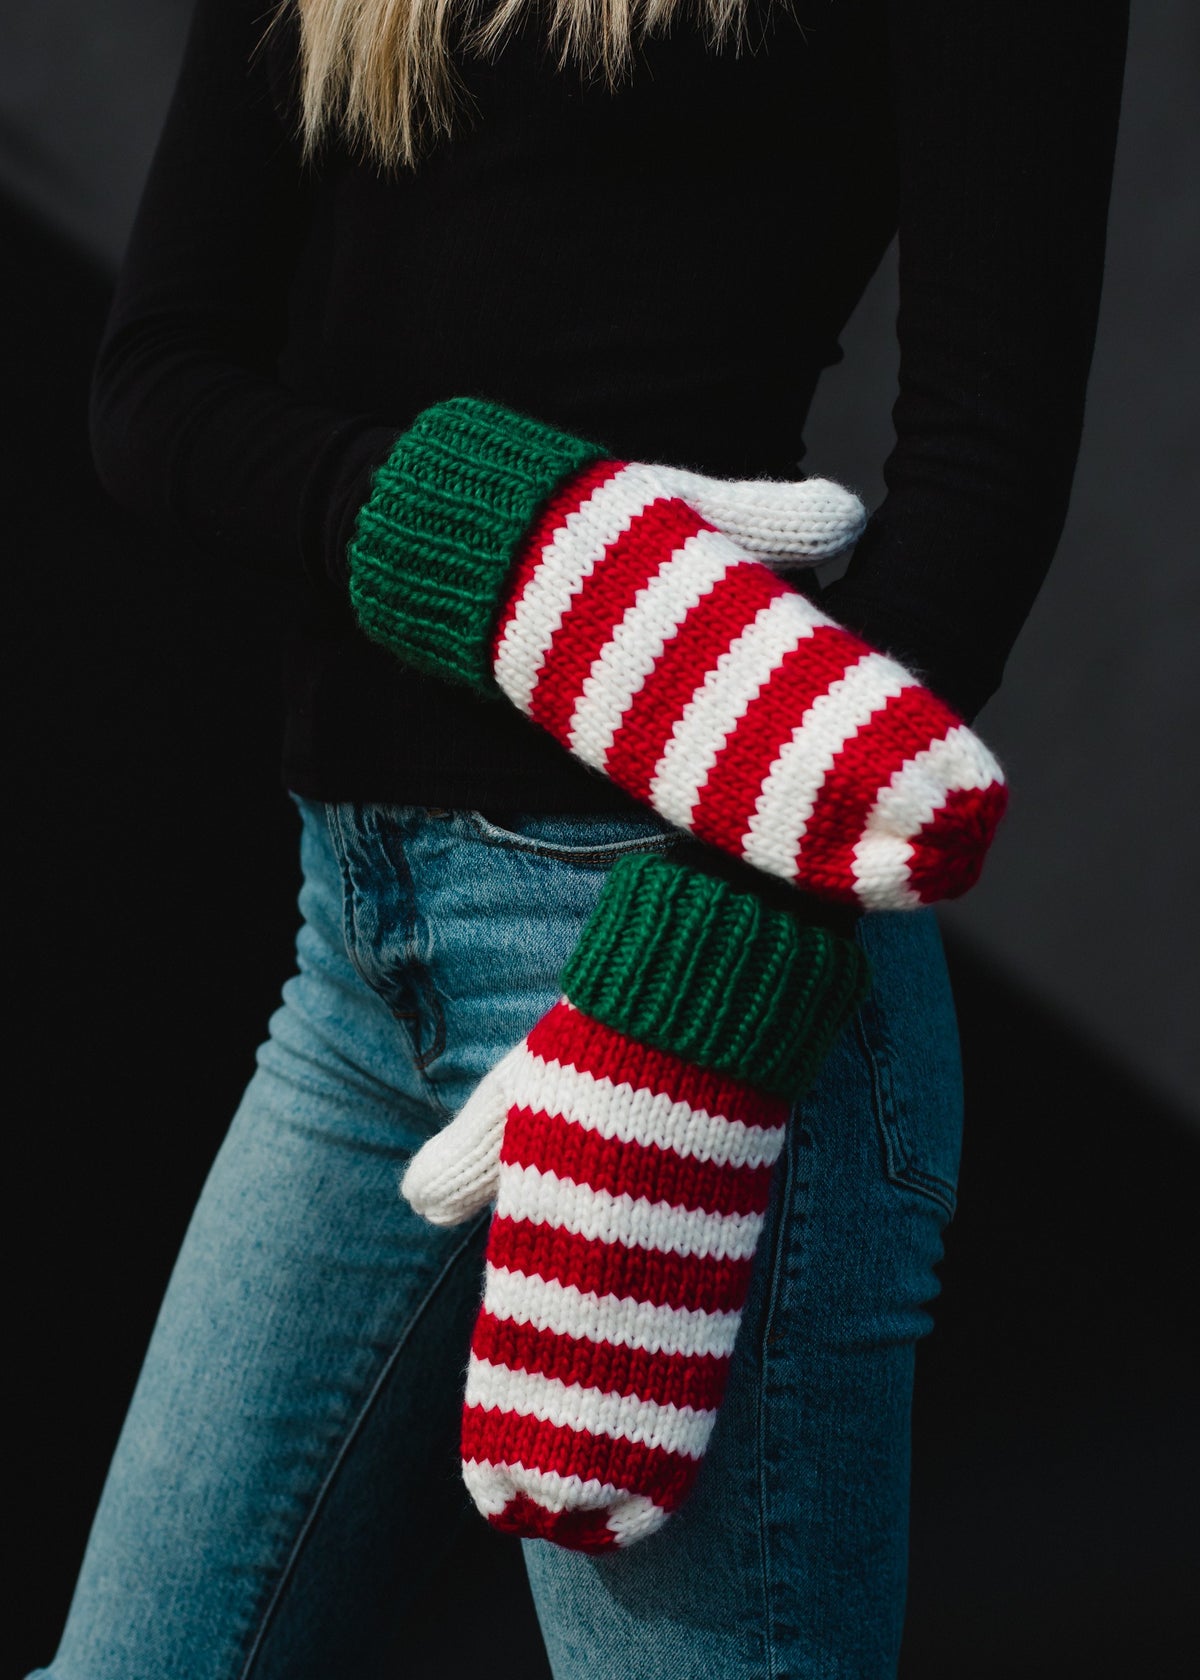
top-left (489, 459), bottom-right (1007, 909)
top-left (446, 999), bottom-right (788, 1552)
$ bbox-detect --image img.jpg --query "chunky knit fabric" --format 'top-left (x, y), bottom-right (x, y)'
top-left (402, 853), bottom-right (868, 1550)
top-left (561, 851), bottom-right (865, 1096)
top-left (348, 397), bottom-right (867, 692)
top-left (349, 398), bottom-right (1007, 911)
top-left (349, 401), bottom-right (605, 691)
top-left (460, 1003), bottom-right (791, 1550)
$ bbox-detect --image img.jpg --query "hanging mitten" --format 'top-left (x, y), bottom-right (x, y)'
top-left (401, 850), bottom-right (869, 1551)
top-left (348, 397), bottom-right (1007, 911)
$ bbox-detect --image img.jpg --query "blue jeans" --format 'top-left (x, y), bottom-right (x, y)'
top-left (33, 799), bottom-right (962, 1680)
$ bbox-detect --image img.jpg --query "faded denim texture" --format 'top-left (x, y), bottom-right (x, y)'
top-left (33, 798), bottom-right (961, 1680)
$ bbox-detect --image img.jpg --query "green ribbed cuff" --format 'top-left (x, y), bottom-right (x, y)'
top-left (347, 397), bottom-right (606, 693)
top-left (562, 853), bottom-right (870, 1100)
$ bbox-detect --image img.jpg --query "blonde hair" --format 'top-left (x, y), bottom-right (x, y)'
top-left (276, 0), bottom-right (753, 169)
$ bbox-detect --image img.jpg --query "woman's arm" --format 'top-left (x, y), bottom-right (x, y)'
top-left (88, 0), bottom-right (398, 588)
top-left (821, 0), bottom-right (1130, 721)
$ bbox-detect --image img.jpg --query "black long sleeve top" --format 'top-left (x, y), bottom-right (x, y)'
top-left (89, 0), bottom-right (1128, 811)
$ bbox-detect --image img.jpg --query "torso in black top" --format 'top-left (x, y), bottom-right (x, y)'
top-left (90, 0), bottom-right (1128, 808)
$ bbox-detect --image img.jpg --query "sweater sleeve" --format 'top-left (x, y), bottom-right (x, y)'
top-left (88, 0), bottom-right (399, 591)
top-left (821, 0), bottom-right (1129, 721)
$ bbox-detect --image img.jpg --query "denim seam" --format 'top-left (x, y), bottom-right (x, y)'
top-left (755, 1110), bottom-right (800, 1680)
top-left (854, 998), bottom-right (958, 1221)
top-left (323, 802), bottom-right (450, 1113)
top-left (326, 801), bottom-right (369, 987)
top-left (463, 810), bottom-right (676, 867)
top-left (371, 809), bottom-right (449, 1074)
top-left (237, 1211), bottom-right (490, 1680)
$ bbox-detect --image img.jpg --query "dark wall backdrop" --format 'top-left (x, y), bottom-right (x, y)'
top-left (4, 3), bottom-right (1197, 1677)
top-left (803, 0), bottom-right (1200, 1121)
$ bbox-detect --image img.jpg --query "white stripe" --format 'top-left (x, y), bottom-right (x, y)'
top-left (495, 1161), bottom-right (766, 1261)
top-left (861, 724), bottom-right (1004, 843)
top-left (850, 725), bottom-right (1006, 911)
top-left (605, 1493), bottom-right (670, 1545)
top-left (848, 838), bottom-right (923, 913)
top-left (648, 591), bottom-right (830, 830)
top-left (514, 1038), bottom-right (785, 1170)
top-left (463, 1458), bottom-right (619, 1515)
top-left (466, 1357), bottom-right (716, 1459)
top-left (483, 1265), bottom-right (741, 1359)
top-left (461, 1460), bottom-right (668, 1545)
top-left (492, 463), bottom-right (669, 716)
top-left (564, 530), bottom-right (752, 767)
top-left (741, 651), bottom-right (915, 881)
top-left (462, 1458), bottom-right (521, 1516)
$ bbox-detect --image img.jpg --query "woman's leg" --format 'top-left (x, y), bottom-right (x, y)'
top-left (33, 799), bottom-right (673, 1680)
top-left (522, 908), bottom-right (964, 1680)
top-left (33, 797), bottom-right (486, 1680)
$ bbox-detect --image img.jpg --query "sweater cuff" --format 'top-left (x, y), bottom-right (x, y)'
top-left (346, 397), bottom-right (606, 693)
top-left (562, 852), bottom-right (870, 1100)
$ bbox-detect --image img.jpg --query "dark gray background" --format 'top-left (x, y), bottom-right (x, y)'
top-left (804, 0), bottom-right (1200, 1121)
top-left (4, 0), bottom-right (1195, 1116)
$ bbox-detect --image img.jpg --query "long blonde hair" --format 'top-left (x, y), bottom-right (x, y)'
top-left (278, 0), bottom-right (752, 169)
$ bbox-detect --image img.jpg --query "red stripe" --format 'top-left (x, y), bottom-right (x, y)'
top-left (485, 1492), bottom-right (623, 1552)
top-left (485, 1216), bottom-right (755, 1315)
top-left (689, 623), bottom-right (871, 858)
top-left (462, 1404), bottom-right (700, 1513)
top-left (795, 682), bottom-right (958, 900)
top-left (528, 498), bottom-right (710, 741)
top-left (906, 779), bottom-right (1009, 903)
top-left (602, 560), bottom-right (792, 801)
top-left (471, 1311), bottom-right (733, 1412)
top-left (500, 1103), bottom-right (775, 1217)
top-left (526, 1001), bottom-right (787, 1134)
top-left (490, 457), bottom-right (625, 659)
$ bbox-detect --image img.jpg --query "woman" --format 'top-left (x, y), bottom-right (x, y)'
top-left (33, 0), bottom-right (1127, 1675)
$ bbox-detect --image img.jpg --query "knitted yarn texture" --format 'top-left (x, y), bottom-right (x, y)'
top-left (461, 1001), bottom-right (791, 1550)
top-left (402, 853), bottom-right (869, 1551)
top-left (560, 851), bottom-right (865, 1096)
top-left (349, 400), bottom-right (604, 691)
top-left (348, 398), bottom-right (1007, 911)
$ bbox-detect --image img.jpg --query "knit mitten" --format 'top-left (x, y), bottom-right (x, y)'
top-left (348, 397), bottom-right (1007, 911)
top-left (402, 852), bottom-right (869, 1551)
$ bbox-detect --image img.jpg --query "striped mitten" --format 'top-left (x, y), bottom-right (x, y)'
top-left (402, 852), bottom-right (868, 1551)
top-left (349, 397), bottom-right (1007, 911)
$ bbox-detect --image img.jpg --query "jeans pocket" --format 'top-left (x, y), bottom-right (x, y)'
top-left (463, 810), bottom-right (677, 868)
top-left (855, 911), bottom-right (964, 1221)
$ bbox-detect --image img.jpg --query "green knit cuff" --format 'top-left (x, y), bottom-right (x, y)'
top-left (561, 853), bottom-right (870, 1101)
top-left (347, 396), bottom-right (607, 693)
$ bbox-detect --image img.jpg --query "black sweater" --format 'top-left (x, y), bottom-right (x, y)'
top-left (90, 0), bottom-right (1128, 811)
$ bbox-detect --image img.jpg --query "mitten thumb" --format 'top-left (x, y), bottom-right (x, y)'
top-left (400, 1040), bottom-right (524, 1225)
top-left (651, 463), bottom-right (866, 564)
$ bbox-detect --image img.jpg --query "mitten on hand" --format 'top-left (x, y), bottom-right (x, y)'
top-left (349, 397), bottom-right (1007, 911)
top-left (401, 851), bottom-right (869, 1551)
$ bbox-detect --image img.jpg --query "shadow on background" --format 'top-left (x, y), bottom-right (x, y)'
top-left (8, 194), bottom-right (1196, 1678)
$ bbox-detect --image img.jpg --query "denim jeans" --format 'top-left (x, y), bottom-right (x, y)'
top-left (33, 798), bottom-right (962, 1680)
